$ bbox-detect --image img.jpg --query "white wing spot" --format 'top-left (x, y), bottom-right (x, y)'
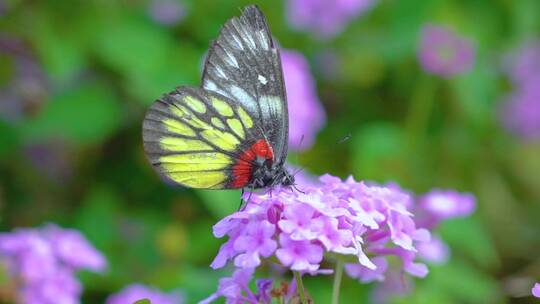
top-left (230, 86), bottom-right (256, 112)
top-left (258, 31), bottom-right (269, 50)
top-left (215, 66), bottom-right (227, 78)
top-left (203, 80), bottom-right (230, 98)
top-left (231, 35), bottom-right (244, 50)
top-left (204, 80), bottom-right (217, 91)
top-left (244, 33), bottom-right (256, 49)
top-left (258, 75), bottom-right (268, 85)
top-left (224, 51), bottom-right (239, 68)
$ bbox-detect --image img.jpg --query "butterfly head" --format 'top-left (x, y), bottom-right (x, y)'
top-left (250, 160), bottom-right (294, 189)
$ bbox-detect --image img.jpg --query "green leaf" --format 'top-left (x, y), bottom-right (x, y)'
top-left (427, 260), bottom-right (501, 302)
top-left (450, 58), bottom-right (499, 132)
top-left (439, 217), bottom-right (500, 270)
top-left (133, 299), bottom-right (151, 304)
top-left (351, 123), bottom-right (406, 182)
top-left (196, 190), bottom-right (240, 219)
top-left (20, 82), bottom-right (121, 145)
top-left (0, 120), bottom-right (18, 155)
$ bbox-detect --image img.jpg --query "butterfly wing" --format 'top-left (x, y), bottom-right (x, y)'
top-left (201, 5), bottom-right (289, 167)
top-left (143, 87), bottom-right (259, 189)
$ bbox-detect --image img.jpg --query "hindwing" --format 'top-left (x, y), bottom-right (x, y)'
top-left (143, 87), bottom-right (258, 189)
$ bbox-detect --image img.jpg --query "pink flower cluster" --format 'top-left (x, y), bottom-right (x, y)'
top-left (106, 284), bottom-right (183, 304)
top-left (211, 174), bottom-right (432, 279)
top-left (200, 268), bottom-right (275, 304)
top-left (0, 224), bottom-right (107, 304)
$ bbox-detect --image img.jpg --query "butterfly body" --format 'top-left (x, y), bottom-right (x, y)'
top-left (142, 5), bottom-right (293, 190)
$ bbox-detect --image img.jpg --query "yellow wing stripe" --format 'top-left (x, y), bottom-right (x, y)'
top-left (211, 97), bottom-right (234, 117)
top-left (201, 129), bottom-right (240, 151)
top-left (160, 153), bottom-right (231, 188)
top-left (159, 153), bottom-right (231, 164)
top-left (168, 171), bottom-right (227, 189)
top-left (170, 105), bottom-right (212, 130)
top-left (160, 137), bottom-right (213, 152)
top-left (184, 96), bottom-right (207, 113)
top-left (227, 118), bottom-right (245, 139)
top-left (162, 119), bottom-right (196, 137)
top-left (211, 117), bottom-right (226, 129)
top-left (237, 106), bottom-right (253, 129)
top-left (159, 153), bottom-right (231, 171)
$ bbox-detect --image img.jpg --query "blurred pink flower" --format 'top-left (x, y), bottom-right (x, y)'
top-left (200, 268), bottom-right (272, 304)
top-left (500, 40), bottom-right (540, 139)
top-left (533, 283), bottom-right (540, 298)
top-left (418, 24), bottom-right (476, 76)
top-left (281, 50), bottom-right (326, 151)
top-left (0, 224), bottom-right (106, 304)
top-left (287, 0), bottom-right (377, 38)
top-left (148, 0), bottom-right (186, 26)
top-left (419, 189), bottom-right (476, 222)
top-left (107, 284), bottom-right (183, 304)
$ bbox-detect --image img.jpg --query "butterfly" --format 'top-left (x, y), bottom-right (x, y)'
top-left (142, 5), bottom-right (294, 190)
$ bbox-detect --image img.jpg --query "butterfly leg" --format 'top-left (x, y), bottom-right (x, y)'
top-left (238, 188), bottom-right (254, 211)
top-left (238, 188), bottom-right (245, 210)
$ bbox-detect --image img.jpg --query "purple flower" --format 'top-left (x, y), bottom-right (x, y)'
top-left (419, 189), bottom-right (476, 222)
top-left (345, 257), bottom-right (387, 283)
top-left (200, 268), bottom-right (272, 304)
top-left (504, 40), bottom-right (540, 88)
top-left (417, 24), bottom-right (476, 76)
top-left (206, 172), bottom-right (476, 302)
top-left (255, 279), bottom-right (273, 303)
top-left (281, 50), bottom-right (325, 151)
top-left (233, 220), bottom-right (277, 268)
top-left (416, 235), bottom-right (449, 264)
top-left (278, 203), bottom-right (319, 240)
top-left (106, 284), bottom-right (183, 304)
top-left (148, 0), bottom-right (186, 26)
top-left (533, 283), bottom-right (540, 298)
top-left (0, 230), bottom-right (57, 282)
top-left (43, 224), bottom-right (107, 272)
top-left (500, 85), bottom-right (540, 138)
top-left (500, 41), bottom-right (540, 139)
top-left (20, 268), bottom-right (82, 304)
top-left (276, 233), bottom-right (324, 272)
top-left (210, 174), bottom-right (430, 276)
top-left (0, 224), bottom-right (106, 304)
top-left (286, 0), bottom-right (377, 38)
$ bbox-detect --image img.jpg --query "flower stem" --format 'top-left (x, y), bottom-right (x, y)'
top-left (332, 259), bottom-right (344, 304)
top-left (293, 271), bottom-right (308, 304)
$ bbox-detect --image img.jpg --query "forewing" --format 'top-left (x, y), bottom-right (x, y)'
top-left (142, 87), bottom-right (257, 189)
top-left (201, 5), bottom-right (289, 165)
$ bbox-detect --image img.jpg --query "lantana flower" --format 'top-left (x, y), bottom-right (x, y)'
top-left (106, 284), bottom-right (184, 304)
top-left (418, 24), bottom-right (476, 76)
top-left (533, 283), bottom-right (540, 298)
top-left (500, 40), bottom-right (540, 139)
top-left (281, 49), bottom-right (326, 151)
top-left (286, 0), bottom-right (377, 38)
top-left (203, 174), bottom-right (476, 303)
top-left (0, 224), bottom-right (107, 304)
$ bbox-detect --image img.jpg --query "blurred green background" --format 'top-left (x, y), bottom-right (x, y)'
top-left (1, 0), bottom-right (540, 303)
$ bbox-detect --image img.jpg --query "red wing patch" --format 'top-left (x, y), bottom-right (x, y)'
top-left (231, 139), bottom-right (274, 188)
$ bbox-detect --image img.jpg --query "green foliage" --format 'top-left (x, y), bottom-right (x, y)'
top-left (20, 82), bottom-right (121, 145)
